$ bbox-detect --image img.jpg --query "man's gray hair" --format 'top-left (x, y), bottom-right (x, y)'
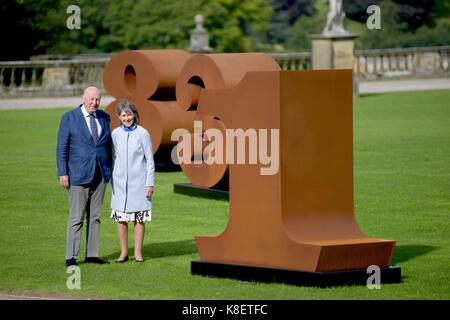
top-left (116, 99), bottom-right (140, 124)
top-left (83, 86), bottom-right (100, 97)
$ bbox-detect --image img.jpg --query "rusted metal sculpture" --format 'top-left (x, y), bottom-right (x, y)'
top-left (193, 68), bottom-right (395, 273)
top-left (103, 50), bottom-right (400, 285)
top-left (175, 53), bottom-right (280, 188)
top-left (103, 50), bottom-right (195, 164)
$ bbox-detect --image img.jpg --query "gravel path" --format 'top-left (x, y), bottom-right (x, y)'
top-left (0, 291), bottom-right (104, 300)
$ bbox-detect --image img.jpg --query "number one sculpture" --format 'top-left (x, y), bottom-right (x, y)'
top-left (104, 50), bottom-right (401, 286)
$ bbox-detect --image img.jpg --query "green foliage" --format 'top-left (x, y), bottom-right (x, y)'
top-left (266, 0), bottom-right (315, 45)
top-left (0, 0), bottom-right (66, 60)
top-left (203, 0), bottom-right (272, 52)
top-left (56, 0), bottom-right (205, 53)
top-left (54, 0), bottom-right (272, 54)
top-left (3, 0), bottom-right (274, 58)
top-left (344, 0), bottom-right (437, 31)
top-left (286, 14), bottom-right (324, 51)
top-left (108, 0), bottom-right (206, 50)
top-left (354, 0), bottom-right (408, 49)
top-left (402, 18), bottom-right (450, 47)
top-left (432, 0), bottom-right (450, 19)
top-left (51, 0), bottom-right (109, 54)
top-left (349, 0), bottom-right (450, 49)
top-left (287, 0), bottom-right (450, 51)
top-left (284, 0), bottom-right (326, 51)
top-left (2, 0), bottom-right (448, 59)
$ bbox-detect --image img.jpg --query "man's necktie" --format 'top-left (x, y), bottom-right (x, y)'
top-left (89, 114), bottom-right (99, 144)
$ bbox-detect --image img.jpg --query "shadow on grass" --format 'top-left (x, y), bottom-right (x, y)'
top-left (103, 239), bottom-right (198, 260)
top-left (391, 244), bottom-right (439, 265)
top-left (102, 242), bottom-right (436, 268)
top-left (357, 92), bottom-right (385, 99)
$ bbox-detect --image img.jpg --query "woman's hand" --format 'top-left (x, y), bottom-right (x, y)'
top-left (145, 186), bottom-right (154, 199)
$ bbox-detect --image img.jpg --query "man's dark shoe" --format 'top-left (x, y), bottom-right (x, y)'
top-left (84, 257), bottom-right (110, 264)
top-left (66, 258), bottom-right (77, 267)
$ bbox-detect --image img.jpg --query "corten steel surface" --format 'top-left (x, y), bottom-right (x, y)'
top-left (103, 50), bottom-right (195, 155)
top-left (175, 53), bottom-right (280, 188)
top-left (193, 67), bottom-right (395, 272)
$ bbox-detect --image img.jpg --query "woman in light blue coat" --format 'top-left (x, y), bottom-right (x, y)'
top-left (111, 100), bottom-right (155, 263)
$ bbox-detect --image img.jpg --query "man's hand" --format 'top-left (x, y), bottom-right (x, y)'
top-left (59, 175), bottom-right (70, 189)
top-left (145, 186), bottom-right (154, 199)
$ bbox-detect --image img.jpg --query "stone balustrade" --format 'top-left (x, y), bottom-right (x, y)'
top-left (354, 45), bottom-right (450, 80)
top-left (1, 46), bottom-right (448, 97)
top-left (0, 58), bottom-right (108, 97)
top-left (270, 52), bottom-right (312, 70)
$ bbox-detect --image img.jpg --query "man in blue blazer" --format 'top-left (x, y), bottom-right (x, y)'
top-left (57, 86), bottom-right (112, 267)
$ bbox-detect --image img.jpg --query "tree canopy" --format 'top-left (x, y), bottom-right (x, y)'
top-left (1, 0), bottom-right (448, 60)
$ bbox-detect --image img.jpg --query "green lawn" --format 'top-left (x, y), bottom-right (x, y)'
top-left (0, 90), bottom-right (449, 299)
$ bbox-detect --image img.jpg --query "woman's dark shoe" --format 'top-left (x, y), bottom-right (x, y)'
top-left (134, 257), bottom-right (144, 263)
top-left (115, 256), bottom-right (129, 263)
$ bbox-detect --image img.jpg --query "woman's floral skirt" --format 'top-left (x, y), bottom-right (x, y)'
top-left (110, 210), bottom-right (151, 223)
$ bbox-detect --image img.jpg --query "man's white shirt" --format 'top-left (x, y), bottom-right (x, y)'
top-left (81, 105), bottom-right (102, 137)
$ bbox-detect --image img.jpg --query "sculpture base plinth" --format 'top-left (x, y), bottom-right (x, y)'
top-left (191, 261), bottom-right (401, 287)
top-left (174, 183), bottom-right (229, 201)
